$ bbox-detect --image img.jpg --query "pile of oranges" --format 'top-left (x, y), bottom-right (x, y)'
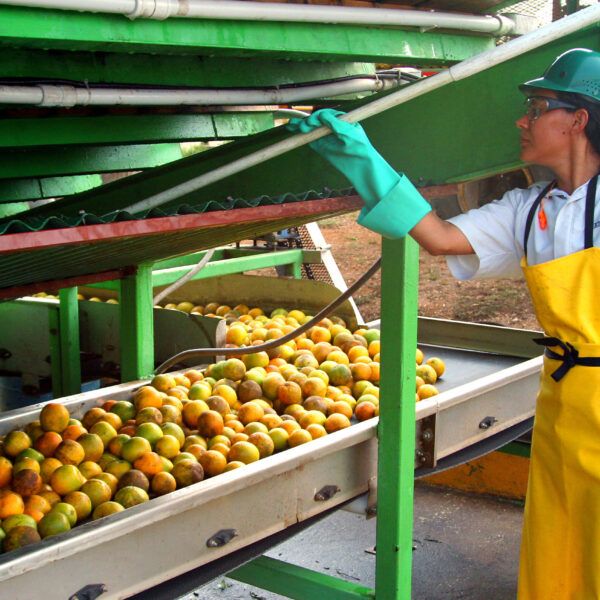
top-left (0, 302), bottom-right (445, 554)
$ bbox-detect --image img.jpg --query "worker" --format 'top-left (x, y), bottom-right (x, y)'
top-left (288, 48), bottom-right (600, 599)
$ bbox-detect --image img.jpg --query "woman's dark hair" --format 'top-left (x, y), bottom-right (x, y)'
top-left (557, 90), bottom-right (600, 155)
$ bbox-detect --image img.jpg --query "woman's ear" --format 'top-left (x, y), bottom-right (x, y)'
top-left (573, 108), bottom-right (590, 133)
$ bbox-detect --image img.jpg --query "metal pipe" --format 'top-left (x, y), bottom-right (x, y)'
top-left (154, 256), bottom-right (381, 374)
top-left (0, 78), bottom-right (398, 107)
top-left (121, 4), bottom-right (600, 216)
top-left (0, 0), bottom-right (517, 35)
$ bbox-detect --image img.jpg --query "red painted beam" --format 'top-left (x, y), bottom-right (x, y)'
top-left (0, 268), bottom-right (132, 300)
top-left (0, 196), bottom-right (363, 254)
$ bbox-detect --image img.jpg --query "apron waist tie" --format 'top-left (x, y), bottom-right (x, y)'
top-left (534, 337), bottom-right (600, 381)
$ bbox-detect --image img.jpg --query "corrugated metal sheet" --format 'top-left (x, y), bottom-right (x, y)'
top-left (0, 188), bottom-right (350, 236)
top-left (0, 195), bottom-right (362, 298)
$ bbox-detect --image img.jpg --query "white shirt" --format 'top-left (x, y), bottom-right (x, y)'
top-left (446, 178), bottom-right (600, 280)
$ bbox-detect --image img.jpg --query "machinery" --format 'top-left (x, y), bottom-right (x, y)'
top-left (0, 1), bottom-right (598, 598)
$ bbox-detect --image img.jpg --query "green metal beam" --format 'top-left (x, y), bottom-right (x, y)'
top-left (57, 287), bottom-right (82, 397)
top-left (0, 114), bottom-right (273, 149)
top-left (150, 250), bottom-right (306, 288)
top-left (376, 237), bottom-right (419, 599)
top-left (0, 144), bottom-right (182, 178)
top-left (229, 556), bottom-right (374, 600)
top-left (0, 47), bottom-right (375, 87)
top-left (119, 264), bottom-right (154, 382)
top-left (0, 6), bottom-right (494, 65)
top-left (0, 175), bottom-right (103, 201)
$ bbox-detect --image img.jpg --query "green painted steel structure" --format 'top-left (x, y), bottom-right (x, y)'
top-left (0, 6), bottom-right (493, 65)
top-left (0, 144), bottom-right (183, 179)
top-left (0, 114), bottom-right (273, 149)
top-left (0, 175), bottom-right (103, 202)
top-left (0, 4), bottom-right (595, 599)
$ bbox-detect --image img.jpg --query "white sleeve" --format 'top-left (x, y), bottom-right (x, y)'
top-left (445, 189), bottom-right (525, 280)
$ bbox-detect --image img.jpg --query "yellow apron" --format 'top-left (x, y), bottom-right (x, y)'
top-left (518, 176), bottom-right (600, 599)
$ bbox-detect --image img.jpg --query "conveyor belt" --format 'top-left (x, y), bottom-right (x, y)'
top-left (0, 320), bottom-right (541, 599)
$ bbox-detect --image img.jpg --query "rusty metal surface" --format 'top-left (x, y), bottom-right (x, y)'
top-left (0, 196), bottom-right (361, 297)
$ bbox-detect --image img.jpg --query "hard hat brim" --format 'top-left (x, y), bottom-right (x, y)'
top-left (519, 77), bottom-right (568, 95)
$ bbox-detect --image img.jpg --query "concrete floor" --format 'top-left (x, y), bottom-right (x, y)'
top-left (184, 483), bottom-right (524, 600)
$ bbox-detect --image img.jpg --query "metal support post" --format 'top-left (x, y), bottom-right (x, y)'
top-left (120, 263), bottom-right (154, 381)
top-left (375, 236), bottom-right (419, 599)
top-left (57, 287), bottom-right (82, 397)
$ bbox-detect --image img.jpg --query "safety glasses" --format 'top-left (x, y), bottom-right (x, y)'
top-left (524, 95), bottom-right (578, 122)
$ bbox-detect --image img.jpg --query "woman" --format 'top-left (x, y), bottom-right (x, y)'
top-left (289, 48), bottom-right (600, 599)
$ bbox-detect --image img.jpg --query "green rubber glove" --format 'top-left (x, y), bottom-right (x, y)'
top-left (287, 109), bottom-right (431, 238)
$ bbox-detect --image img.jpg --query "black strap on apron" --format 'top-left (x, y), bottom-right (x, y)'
top-left (525, 175), bottom-right (600, 381)
top-left (533, 337), bottom-right (600, 381)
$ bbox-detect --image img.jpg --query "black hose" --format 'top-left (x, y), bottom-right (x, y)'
top-left (154, 257), bottom-right (381, 374)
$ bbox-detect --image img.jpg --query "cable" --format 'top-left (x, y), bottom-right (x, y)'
top-left (152, 248), bottom-right (216, 306)
top-left (154, 256), bottom-right (381, 374)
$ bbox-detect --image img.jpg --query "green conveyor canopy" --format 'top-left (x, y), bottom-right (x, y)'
top-left (0, 25), bottom-right (598, 298)
top-left (4, 26), bottom-right (598, 231)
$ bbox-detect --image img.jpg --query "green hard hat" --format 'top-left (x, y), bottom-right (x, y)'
top-left (520, 48), bottom-right (600, 103)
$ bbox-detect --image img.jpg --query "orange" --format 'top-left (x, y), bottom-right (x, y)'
top-left (228, 441), bottom-right (260, 464)
top-left (348, 346), bottom-right (369, 362)
top-left (247, 432), bottom-right (274, 458)
top-left (198, 450), bottom-right (227, 477)
top-left (81, 407), bottom-right (107, 430)
top-left (324, 413), bottom-right (351, 433)
top-left (415, 364), bottom-right (437, 385)
top-left (62, 423), bottom-right (87, 441)
top-left (92, 501), bottom-right (125, 520)
top-left (354, 401), bottom-right (377, 421)
top-left (40, 457), bottom-right (62, 483)
top-left (151, 471), bottom-right (177, 496)
top-left (133, 386), bottom-right (163, 410)
top-left (98, 412), bottom-right (122, 432)
top-left (279, 420), bottom-right (301, 436)
top-left (94, 473), bottom-right (119, 495)
top-left (134, 452), bottom-right (164, 477)
top-left (12, 469), bottom-right (43, 497)
top-left (150, 374), bottom-right (177, 393)
top-left (416, 348), bottom-right (424, 365)
top-left (0, 490), bottom-right (25, 519)
top-left (80, 479), bottom-right (112, 509)
top-left (426, 357), bottom-right (446, 378)
top-left (34, 431), bottom-right (63, 458)
top-left (237, 402), bottom-right (265, 426)
top-left (417, 384), bottom-right (439, 401)
top-left (170, 460), bottom-right (205, 487)
top-left (368, 340), bottom-right (381, 358)
top-left (2, 525), bottom-right (41, 551)
top-left (288, 429), bottom-right (312, 447)
top-left (54, 440), bottom-right (85, 466)
top-left (328, 364), bottom-right (353, 387)
top-left (306, 424), bottom-right (327, 440)
top-left (328, 401), bottom-right (353, 420)
top-left (268, 428), bottom-right (289, 452)
top-left (197, 410), bottom-right (224, 438)
top-left (50, 464), bottom-right (86, 495)
top-left (277, 381), bottom-right (303, 406)
top-left (24, 494), bottom-right (52, 517)
top-left (38, 511), bottom-right (71, 538)
top-left (350, 363), bottom-right (372, 382)
top-left (39, 403), bottom-right (70, 433)
top-left (0, 456), bottom-right (13, 487)
top-left (62, 491), bottom-right (93, 521)
top-left (182, 400), bottom-right (209, 428)
top-left (3, 430), bottom-right (32, 458)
